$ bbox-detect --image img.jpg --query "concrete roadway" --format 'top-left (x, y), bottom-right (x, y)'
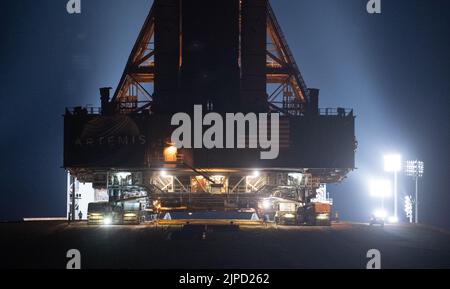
top-left (1, 221), bottom-right (449, 269)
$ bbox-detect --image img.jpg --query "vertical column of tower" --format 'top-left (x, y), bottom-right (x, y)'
top-left (214, 0), bottom-right (240, 112)
top-left (180, 0), bottom-right (240, 113)
top-left (241, 0), bottom-right (268, 113)
top-left (154, 0), bottom-right (181, 113)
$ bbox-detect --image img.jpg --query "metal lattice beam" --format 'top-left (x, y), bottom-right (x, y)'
top-left (112, 0), bottom-right (309, 114)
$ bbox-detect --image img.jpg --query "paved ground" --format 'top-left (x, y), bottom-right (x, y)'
top-left (1, 221), bottom-right (450, 269)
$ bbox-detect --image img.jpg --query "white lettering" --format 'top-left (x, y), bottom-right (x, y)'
top-left (367, 0), bottom-right (381, 14)
top-left (66, 0), bottom-right (81, 14)
top-left (171, 106), bottom-right (280, 160)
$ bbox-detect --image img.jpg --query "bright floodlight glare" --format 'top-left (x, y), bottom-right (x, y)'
top-left (160, 170), bottom-right (168, 177)
top-left (262, 199), bottom-right (272, 209)
top-left (253, 170), bottom-right (260, 177)
top-left (103, 216), bottom-right (112, 225)
top-left (384, 154), bottom-right (402, 172)
top-left (373, 209), bottom-right (388, 219)
top-left (388, 216), bottom-right (399, 224)
top-left (369, 179), bottom-right (392, 198)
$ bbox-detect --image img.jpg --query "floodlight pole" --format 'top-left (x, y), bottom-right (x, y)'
top-left (394, 171), bottom-right (398, 220)
top-left (415, 175), bottom-right (419, 224)
top-left (407, 160), bottom-right (423, 224)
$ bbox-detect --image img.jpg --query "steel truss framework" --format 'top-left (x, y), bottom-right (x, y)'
top-left (112, 1), bottom-right (309, 115)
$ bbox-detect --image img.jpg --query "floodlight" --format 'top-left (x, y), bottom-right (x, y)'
top-left (369, 179), bottom-right (392, 198)
top-left (384, 154), bottom-right (402, 172)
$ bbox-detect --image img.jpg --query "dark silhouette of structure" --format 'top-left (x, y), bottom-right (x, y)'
top-left (64, 0), bottom-right (356, 220)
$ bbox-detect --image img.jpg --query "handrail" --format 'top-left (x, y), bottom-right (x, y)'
top-left (65, 100), bottom-right (152, 116)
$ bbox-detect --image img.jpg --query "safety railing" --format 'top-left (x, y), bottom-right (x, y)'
top-left (318, 108), bottom-right (353, 117)
top-left (65, 106), bottom-right (102, 115)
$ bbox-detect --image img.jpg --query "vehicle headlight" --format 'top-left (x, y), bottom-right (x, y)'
top-left (283, 213), bottom-right (296, 219)
top-left (316, 213), bottom-right (329, 220)
top-left (103, 216), bottom-right (112, 225)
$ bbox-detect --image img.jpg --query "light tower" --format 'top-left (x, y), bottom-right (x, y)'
top-left (384, 154), bottom-right (402, 222)
top-left (405, 160), bottom-right (424, 223)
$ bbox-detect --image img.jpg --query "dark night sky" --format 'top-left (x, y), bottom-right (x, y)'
top-left (0, 0), bottom-right (449, 229)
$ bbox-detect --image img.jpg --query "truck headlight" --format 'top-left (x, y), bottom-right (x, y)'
top-left (103, 216), bottom-right (112, 225)
top-left (316, 214), bottom-right (329, 220)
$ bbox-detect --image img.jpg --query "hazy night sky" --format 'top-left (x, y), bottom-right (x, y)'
top-left (1, 0), bottom-right (449, 229)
